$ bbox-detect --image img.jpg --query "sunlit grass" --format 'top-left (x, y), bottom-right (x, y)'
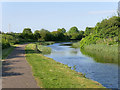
top-left (2, 46), bottom-right (14, 59)
top-left (37, 45), bottom-right (51, 54)
top-left (81, 44), bottom-right (118, 64)
top-left (71, 42), bottom-right (80, 48)
top-left (25, 43), bottom-right (105, 88)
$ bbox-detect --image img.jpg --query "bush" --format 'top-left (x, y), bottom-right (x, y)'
top-left (2, 38), bottom-right (10, 49)
top-left (80, 35), bottom-right (100, 48)
top-left (37, 45), bottom-right (51, 54)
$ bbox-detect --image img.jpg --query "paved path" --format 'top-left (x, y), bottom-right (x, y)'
top-left (2, 44), bottom-right (39, 88)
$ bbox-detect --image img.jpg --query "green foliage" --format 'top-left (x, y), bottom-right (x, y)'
top-left (2, 38), bottom-right (10, 49)
top-left (80, 35), bottom-right (100, 48)
top-left (57, 28), bottom-right (66, 33)
top-left (37, 45), bottom-right (51, 54)
top-left (80, 16), bottom-right (119, 48)
top-left (51, 31), bottom-right (66, 41)
top-left (94, 16), bottom-right (119, 38)
top-left (2, 34), bottom-right (18, 49)
top-left (39, 29), bottom-right (52, 41)
top-left (2, 26), bottom-right (85, 47)
top-left (71, 42), bottom-right (80, 48)
top-left (2, 46), bottom-right (14, 59)
top-left (68, 26), bottom-right (79, 34)
top-left (84, 27), bottom-right (94, 36)
top-left (81, 44), bottom-right (118, 64)
top-left (67, 26), bottom-right (84, 40)
top-left (34, 30), bottom-right (41, 41)
top-left (22, 28), bottom-right (32, 34)
top-left (22, 28), bottom-right (34, 40)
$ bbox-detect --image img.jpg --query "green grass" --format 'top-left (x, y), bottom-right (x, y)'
top-left (25, 43), bottom-right (105, 88)
top-left (37, 45), bottom-right (51, 54)
top-left (2, 44), bottom-right (19, 59)
top-left (71, 42), bottom-right (80, 48)
top-left (81, 44), bottom-right (118, 64)
top-left (2, 46), bottom-right (14, 59)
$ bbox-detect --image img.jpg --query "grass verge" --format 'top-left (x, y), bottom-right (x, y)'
top-left (81, 44), bottom-right (118, 64)
top-left (2, 46), bottom-right (14, 59)
top-left (71, 42), bottom-right (80, 48)
top-left (25, 43), bottom-right (105, 88)
top-left (37, 45), bottom-right (51, 54)
top-left (2, 44), bottom-right (19, 59)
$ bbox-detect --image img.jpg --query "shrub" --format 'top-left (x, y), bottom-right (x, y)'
top-left (2, 38), bottom-right (10, 49)
top-left (37, 45), bottom-right (51, 54)
top-left (80, 35), bottom-right (100, 48)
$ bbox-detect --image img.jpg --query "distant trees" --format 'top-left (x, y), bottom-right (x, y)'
top-left (67, 26), bottom-right (84, 40)
top-left (51, 30), bottom-right (65, 41)
top-left (39, 29), bottom-right (52, 41)
top-left (34, 30), bottom-right (41, 41)
top-left (57, 28), bottom-right (66, 33)
top-left (2, 16), bottom-right (119, 50)
top-left (2, 26), bottom-right (85, 49)
top-left (68, 26), bottom-right (79, 34)
top-left (22, 28), bottom-right (34, 40)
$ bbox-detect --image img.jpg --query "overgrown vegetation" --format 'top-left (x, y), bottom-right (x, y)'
top-left (80, 16), bottom-right (119, 48)
top-left (69, 16), bottom-right (119, 64)
top-left (81, 44), bottom-right (118, 64)
top-left (71, 42), bottom-right (80, 48)
top-left (25, 43), bottom-right (104, 88)
top-left (2, 46), bottom-right (14, 59)
top-left (37, 45), bottom-right (51, 54)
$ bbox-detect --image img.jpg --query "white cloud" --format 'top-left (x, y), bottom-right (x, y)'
top-left (88, 10), bottom-right (116, 15)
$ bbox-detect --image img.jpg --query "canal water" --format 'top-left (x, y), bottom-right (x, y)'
top-left (45, 42), bottom-right (119, 88)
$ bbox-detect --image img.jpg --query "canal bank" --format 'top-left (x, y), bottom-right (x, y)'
top-left (45, 42), bottom-right (119, 88)
top-left (25, 43), bottom-right (104, 88)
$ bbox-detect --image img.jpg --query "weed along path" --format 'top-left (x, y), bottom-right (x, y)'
top-left (2, 44), bottom-right (39, 88)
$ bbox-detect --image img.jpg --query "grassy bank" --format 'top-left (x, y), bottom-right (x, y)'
top-left (37, 45), bottom-right (51, 54)
top-left (2, 44), bottom-right (19, 59)
top-left (71, 41), bottom-right (118, 64)
top-left (25, 43), bottom-right (104, 88)
top-left (81, 44), bottom-right (118, 64)
top-left (2, 46), bottom-right (14, 59)
top-left (71, 41), bottom-right (80, 48)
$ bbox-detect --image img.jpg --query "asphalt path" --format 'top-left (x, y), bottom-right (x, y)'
top-left (2, 44), bottom-right (39, 88)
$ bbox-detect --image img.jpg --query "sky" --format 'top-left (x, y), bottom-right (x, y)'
top-left (1, 1), bottom-right (118, 33)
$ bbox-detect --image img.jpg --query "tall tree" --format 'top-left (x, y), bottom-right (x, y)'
top-left (22, 28), bottom-right (33, 40)
top-left (57, 28), bottom-right (66, 33)
top-left (34, 30), bottom-right (41, 41)
top-left (68, 26), bottom-right (79, 34)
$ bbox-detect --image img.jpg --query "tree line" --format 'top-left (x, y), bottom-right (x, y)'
top-left (1, 26), bottom-right (85, 49)
top-left (1, 16), bottom-right (119, 49)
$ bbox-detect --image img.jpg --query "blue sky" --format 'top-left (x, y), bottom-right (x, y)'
top-left (2, 2), bottom-right (118, 33)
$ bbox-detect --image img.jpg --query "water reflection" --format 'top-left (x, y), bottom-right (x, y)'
top-left (45, 42), bottom-right (119, 88)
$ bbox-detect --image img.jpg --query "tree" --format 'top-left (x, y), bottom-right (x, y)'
top-left (39, 29), bottom-right (52, 41)
top-left (34, 30), bottom-right (41, 41)
top-left (67, 26), bottom-right (80, 40)
top-left (22, 28), bottom-right (34, 40)
top-left (57, 28), bottom-right (66, 33)
top-left (68, 26), bottom-right (79, 34)
top-left (23, 28), bottom-right (32, 34)
top-left (84, 27), bottom-right (94, 36)
top-left (51, 30), bottom-right (65, 41)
